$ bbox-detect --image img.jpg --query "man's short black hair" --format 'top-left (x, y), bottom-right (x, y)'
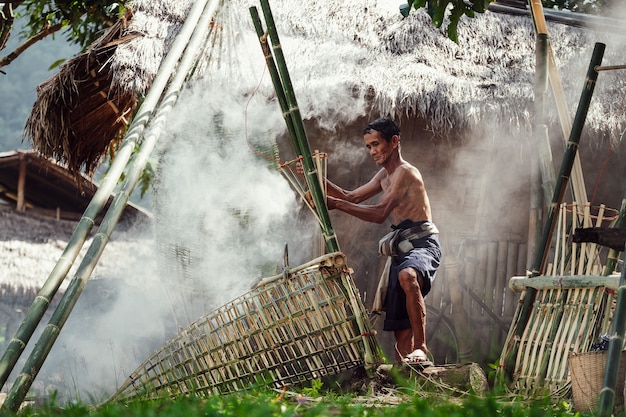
top-left (363, 118), bottom-right (400, 142)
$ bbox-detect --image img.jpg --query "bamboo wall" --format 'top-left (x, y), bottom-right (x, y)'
top-left (427, 237), bottom-right (527, 365)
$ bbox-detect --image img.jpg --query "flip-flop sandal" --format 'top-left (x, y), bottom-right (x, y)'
top-left (403, 348), bottom-right (433, 369)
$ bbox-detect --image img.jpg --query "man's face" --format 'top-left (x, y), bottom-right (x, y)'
top-left (364, 130), bottom-right (397, 166)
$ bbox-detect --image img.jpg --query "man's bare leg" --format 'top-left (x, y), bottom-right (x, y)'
top-left (395, 267), bottom-right (427, 361)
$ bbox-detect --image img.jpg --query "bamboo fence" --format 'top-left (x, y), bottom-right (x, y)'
top-left (502, 202), bottom-right (621, 395)
top-left (499, 41), bottom-right (605, 386)
top-left (110, 252), bottom-right (381, 401)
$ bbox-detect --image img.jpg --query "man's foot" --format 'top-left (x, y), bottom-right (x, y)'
top-left (403, 348), bottom-right (433, 369)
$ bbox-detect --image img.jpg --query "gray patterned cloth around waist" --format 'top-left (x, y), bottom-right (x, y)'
top-left (378, 220), bottom-right (439, 257)
top-left (395, 221), bottom-right (439, 253)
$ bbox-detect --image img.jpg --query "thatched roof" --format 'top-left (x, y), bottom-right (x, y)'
top-left (23, 11), bottom-right (139, 175)
top-left (23, 0), bottom-right (626, 171)
top-left (0, 203), bottom-right (155, 296)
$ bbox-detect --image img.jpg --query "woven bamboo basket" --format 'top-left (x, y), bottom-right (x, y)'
top-left (110, 252), bottom-right (381, 400)
top-left (569, 350), bottom-right (626, 414)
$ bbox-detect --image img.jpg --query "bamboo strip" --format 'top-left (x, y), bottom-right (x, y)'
top-left (562, 203), bottom-right (569, 275)
top-left (585, 204), bottom-right (606, 275)
top-left (523, 290), bottom-right (556, 390)
top-left (547, 288), bottom-right (582, 385)
top-left (495, 241), bottom-right (508, 313)
top-left (543, 292), bottom-right (572, 391)
top-left (516, 289), bottom-right (551, 386)
top-left (476, 242), bottom-right (489, 318)
top-left (577, 204), bottom-right (590, 274)
top-left (572, 288), bottom-right (600, 352)
top-left (531, 289), bottom-right (563, 387)
top-left (571, 202), bottom-right (578, 276)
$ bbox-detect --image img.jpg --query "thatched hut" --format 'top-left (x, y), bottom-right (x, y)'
top-left (21, 0), bottom-right (626, 369)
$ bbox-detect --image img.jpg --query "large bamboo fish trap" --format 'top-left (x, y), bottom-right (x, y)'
top-left (110, 252), bottom-right (381, 401)
top-left (501, 202), bottom-right (621, 395)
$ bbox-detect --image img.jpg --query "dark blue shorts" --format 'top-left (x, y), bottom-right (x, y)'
top-left (383, 233), bottom-right (441, 331)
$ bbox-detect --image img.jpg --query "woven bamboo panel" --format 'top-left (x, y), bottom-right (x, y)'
top-left (499, 202), bottom-right (620, 395)
top-left (512, 286), bottom-right (608, 393)
top-left (111, 252), bottom-right (381, 400)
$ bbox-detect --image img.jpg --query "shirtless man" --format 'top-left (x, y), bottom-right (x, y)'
top-left (326, 118), bottom-right (441, 366)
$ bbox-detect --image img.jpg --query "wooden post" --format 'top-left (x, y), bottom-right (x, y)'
top-left (16, 155), bottom-right (26, 212)
top-left (598, 248), bottom-right (626, 416)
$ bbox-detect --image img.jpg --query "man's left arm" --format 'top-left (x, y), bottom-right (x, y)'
top-left (328, 167), bottom-right (410, 224)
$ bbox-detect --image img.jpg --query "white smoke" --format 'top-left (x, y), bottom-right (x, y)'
top-left (154, 78), bottom-right (302, 323)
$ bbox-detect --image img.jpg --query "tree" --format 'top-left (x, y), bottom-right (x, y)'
top-left (0, 0), bottom-right (127, 71)
top-left (401, 0), bottom-right (493, 42)
top-left (402, 0), bottom-right (619, 43)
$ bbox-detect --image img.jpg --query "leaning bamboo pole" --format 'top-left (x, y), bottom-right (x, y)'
top-left (500, 42), bottom-right (605, 380)
top-left (528, 0), bottom-right (587, 206)
top-left (250, 1), bottom-right (380, 369)
top-left (597, 189), bottom-right (626, 416)
top-left (603, 191), bottom-right (626, 276)
top-left (598, 253), bottom-right (626, 417)
top-left (249, 7), bottom-right (322, 228)
top-left (0, 0), bottom-right (213, 391)
top-left (0, 0), bottom-right (220, 411)
top-left (249, 7), bottom-right (298, 154)
top-left (254, 0), bottom-right (340, 254)
top-left (509, 274), bottom-right (620, 292)
top-left (535, 33), bottom-right (555, 205)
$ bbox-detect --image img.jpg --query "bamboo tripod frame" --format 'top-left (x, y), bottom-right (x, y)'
top-left (110, 253), bottom-right (381, 401)
top-left (502, 202), bottom-right (620, 394)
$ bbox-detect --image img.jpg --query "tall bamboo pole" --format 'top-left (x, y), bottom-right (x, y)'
top-left (598, 250), bottom-right (626, 416)
top-left (251, 1), bottom-right (381, 369)
top-left (528, 0), bottom-right (588, 206)
top-left (249, 8), bottom-right (297, 154)
top-left (0, 0), bottom-right (219, 411)
top-left (528, 32), bottom-right (553, 275)
top-left (602, 191), bottom-right (626, 276)
top-left (594, 190), bottom-right (626, 417)
top-left (535, 34), bottom-right (555, 205)
top-left (500, 42), bottom-right (605, 379)
top-left (256, 0), bottom-right (339, 254)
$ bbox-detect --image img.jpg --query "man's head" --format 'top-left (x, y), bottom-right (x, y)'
top-left (363, 118), bottom-right (400, 142)
top-left (363, 118), bottom-right (401, 166)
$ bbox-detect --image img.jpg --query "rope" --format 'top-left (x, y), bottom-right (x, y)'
top-left (244, 64), bottom-right (277, 164)
top-left (243, 59), bottom-right (331, 254)
top-left (595, 64), bottom-right (626, 72)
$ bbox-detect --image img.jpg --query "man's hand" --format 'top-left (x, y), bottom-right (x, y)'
top-left (305, 190), bottom-right (315, 209)
top-left (327, 196), bottom-right (338, 210)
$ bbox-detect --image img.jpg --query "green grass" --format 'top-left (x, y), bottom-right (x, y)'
top-left (0, 388), bottom-right (593, 417)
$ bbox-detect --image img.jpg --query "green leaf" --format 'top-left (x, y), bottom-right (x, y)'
top-left (428, 0), bottom-right (446, 27)
top-left (48, 58), bottom-right (66, 70)
top-left (446, 5), bottom-right (465, 43)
